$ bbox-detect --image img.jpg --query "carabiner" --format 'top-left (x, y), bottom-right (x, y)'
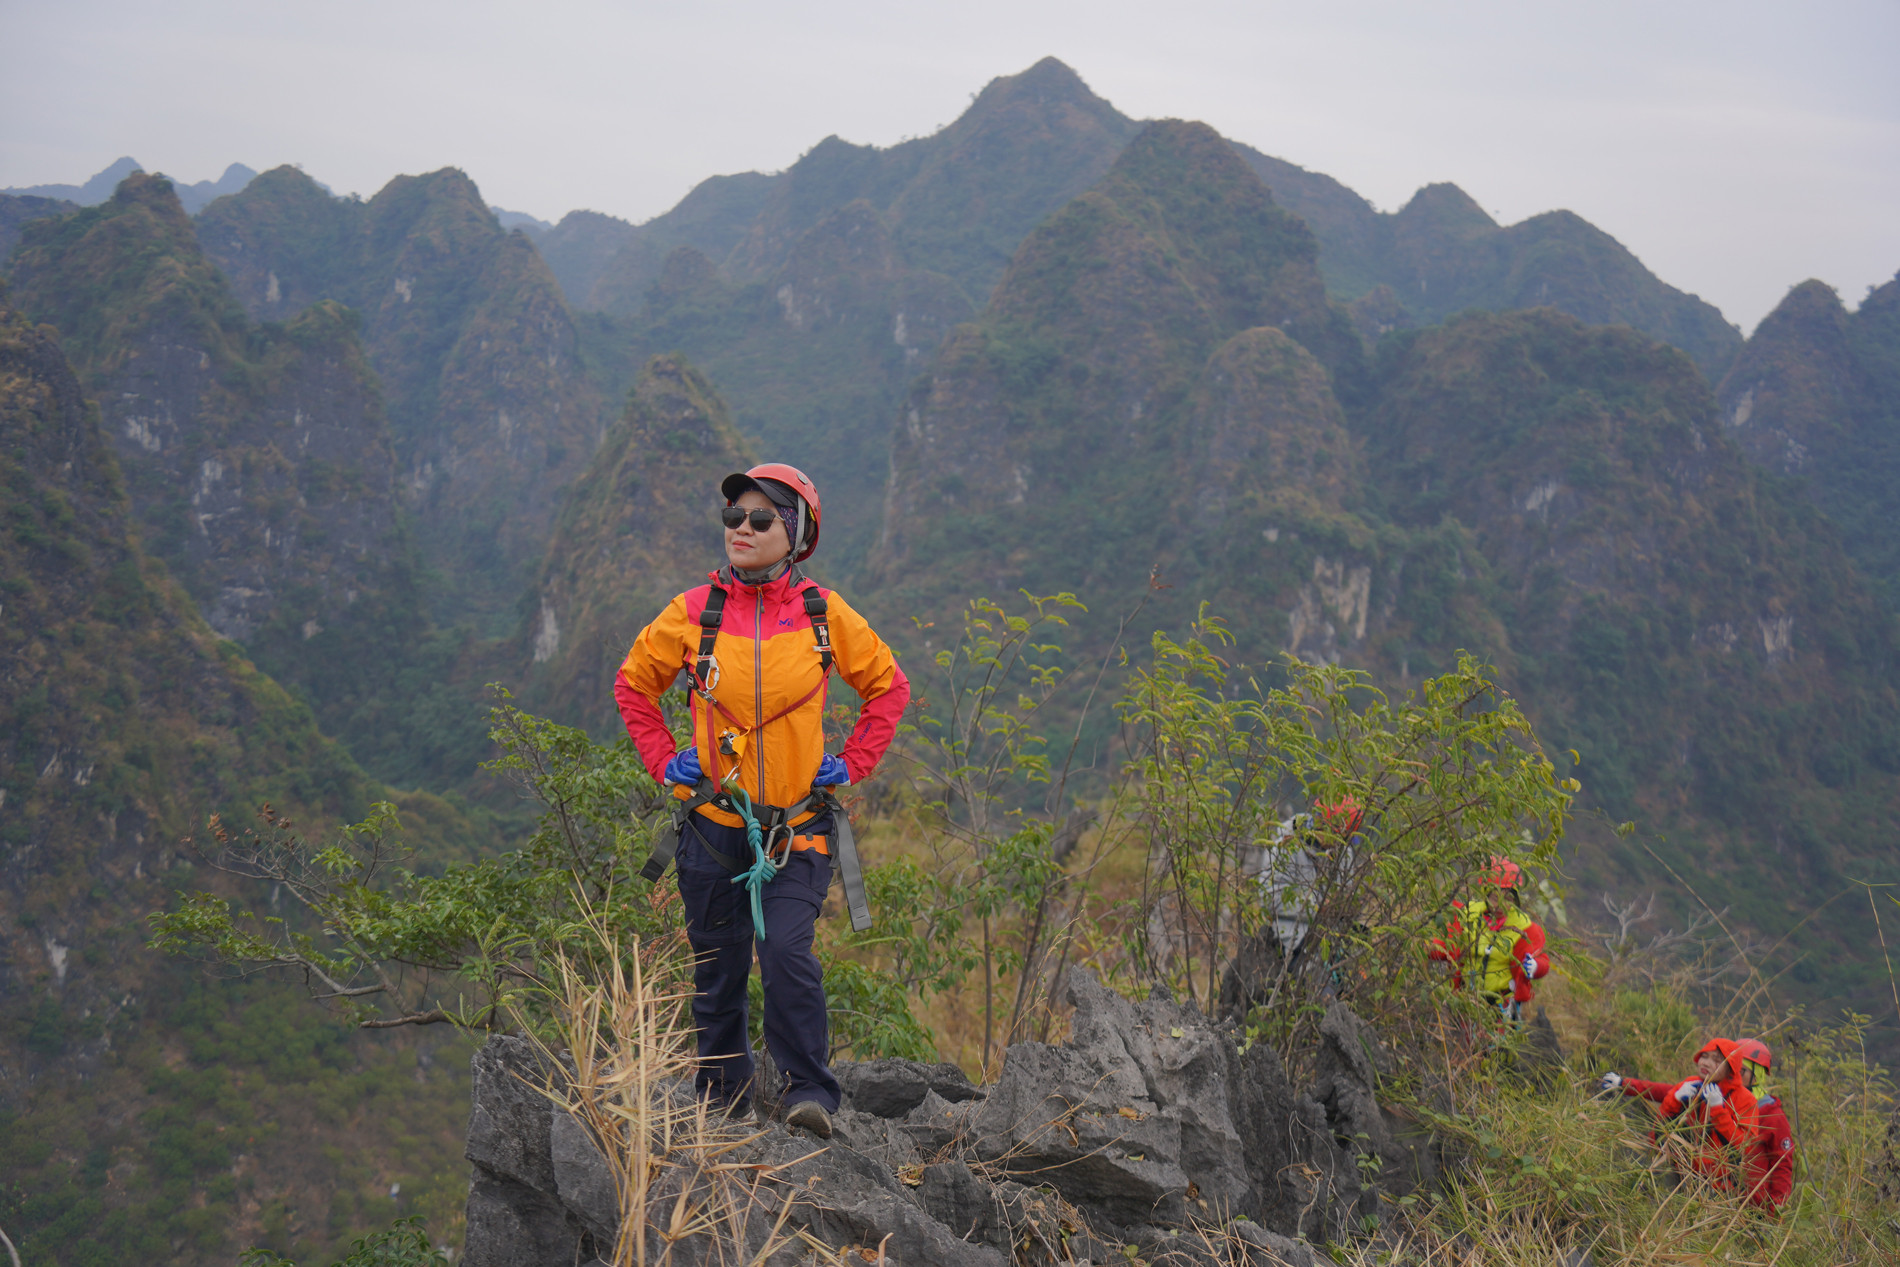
top-left (762, 823), bottom-right (794, 871)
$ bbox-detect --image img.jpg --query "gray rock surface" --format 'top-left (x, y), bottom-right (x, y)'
top-left (463, 1036), bottom-right (601, 1267)
top-left (1231, 1219), bottom-right (1342, 1267)
top-left (462, 977), bottom-right (1432, 1266)
top-left (549, 1106), bottom-right (619, 1247)
top-left (838, 1057), bottom-right (985, 1117)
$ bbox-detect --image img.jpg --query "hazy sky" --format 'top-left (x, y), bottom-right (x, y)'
top-left (3, 0), bottom-right (1894, 334)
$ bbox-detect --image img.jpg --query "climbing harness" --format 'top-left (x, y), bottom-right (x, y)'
top-left (638, 572), bottom-right (869, 930)
top-left (639, 780), bottom-right (871, 932)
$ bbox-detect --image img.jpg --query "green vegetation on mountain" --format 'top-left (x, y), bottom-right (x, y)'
top-left (858, 115), bottom-right (1899, 1036)
top-left (875, 116), bottom-right (1373, 642)
top-left (1231, 161), bottom-right (1745, 381)
top-left (0, 193), bottom-right (78, 268)
top-left (196, 164), bottom-right (609, 629)
top-left (1357, 310), bottom-right (1900, 999)
top-left (519, 354), bottom-right (754, 734)
top-left (1718, 274), bottom-right (1900, 608)
top-left (0, 293), bottom-right (476, 1266)
top-left (536, 172), bottom-right (781, 312)
top-left (1, 174), bottom-right (483, 785)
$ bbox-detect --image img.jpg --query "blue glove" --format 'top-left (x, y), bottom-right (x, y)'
top-left (1674, 1079), bottom-right (1702, 1104)
top-left (663, 748), bottom-right (703, 786)
top-left (1523, 954), bottom-right (1539, 977)
top-left (814, 754), bottom-right (850, 786)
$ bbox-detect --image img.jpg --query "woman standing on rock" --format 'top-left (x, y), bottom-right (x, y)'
top-left (614, 463), bottom-right (910, 1138)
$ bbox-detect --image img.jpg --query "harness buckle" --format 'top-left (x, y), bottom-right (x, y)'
top-left (694, 654), bottom-right (721, 698)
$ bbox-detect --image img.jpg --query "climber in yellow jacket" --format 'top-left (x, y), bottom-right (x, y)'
top-left (615, 463), bottom-right (910, 1139)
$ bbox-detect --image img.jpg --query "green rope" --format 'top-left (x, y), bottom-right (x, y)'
top-left (727, 788), bottom-right (778, 941)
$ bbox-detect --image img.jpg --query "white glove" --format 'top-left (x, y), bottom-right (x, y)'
top-left (1597, 1072), bottom-right (1623, 1093)
top-left (1523, 954), bottom-right (1539, 977)
top-left (1700, 1082), bottom-right (1726, 1107)
top-left (1674, 1079), bottom-right (1702, 1103)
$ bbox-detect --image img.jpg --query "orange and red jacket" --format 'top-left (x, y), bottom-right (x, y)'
top-left (615, 568), bottom-right (910, 832)
top-left (1743, 1094), bottom-right (1794, 1213)
top-left (1619, 1039), bottom-right (1760, 1187)
top-left (1428, 899), bottom-right (1550, 1003)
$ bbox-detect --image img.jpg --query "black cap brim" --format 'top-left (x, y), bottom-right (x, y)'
top-left (720, 473), bottom-right (797, 507)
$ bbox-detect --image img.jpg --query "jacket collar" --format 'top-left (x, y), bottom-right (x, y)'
top-left (714, 562), bottom-right (809, 603)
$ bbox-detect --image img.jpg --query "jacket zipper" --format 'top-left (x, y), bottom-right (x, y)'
top-left (754, 588), bottom-right (766, 794)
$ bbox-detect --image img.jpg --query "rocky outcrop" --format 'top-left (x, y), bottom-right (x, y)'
top-left (459, 969), bottom-right (1444, 1266)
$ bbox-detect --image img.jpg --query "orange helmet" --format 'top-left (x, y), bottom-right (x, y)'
top-left (721, 463), bottom-right (822, 561)
top-left (1314, 795), bottom-right (1364, 837)
top-left (1482, 856), bottom-right (1523, 890)
top-left (1733, 1038), bottom-right (1772, 1072)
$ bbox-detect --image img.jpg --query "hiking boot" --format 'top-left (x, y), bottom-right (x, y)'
top-left (784, 1100), bottom-right (833, 1138)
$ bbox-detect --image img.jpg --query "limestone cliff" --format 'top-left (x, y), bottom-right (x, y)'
top-left (195, 164), bottom-right (610, 628)
top-left (0, 294), bottom-right (481, 1267)
top-left (517, 355), bottom-right (754, 734)
top-left (875, 116), bottom-right (1380, 657)
top-left (1715, 274), bottom-right (1900, 607)
top-left (5, 174), bottom-right (425, 772)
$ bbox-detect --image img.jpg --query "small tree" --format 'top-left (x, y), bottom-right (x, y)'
top-left (1114, 609), bottom-right (1573, 1063)
top-left (150, 693), bottom-right (681, 1033)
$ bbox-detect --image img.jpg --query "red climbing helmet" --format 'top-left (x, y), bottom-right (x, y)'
top-left (721, 463), bottom-right (822, 561)
top-left (1734, 1038), bottom-right (1772, 1073)
top-left (1482, 856), bottom-right (1524, 891)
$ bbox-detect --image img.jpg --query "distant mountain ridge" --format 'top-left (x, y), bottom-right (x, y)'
top-left (1240, 166), bottom-right (1743, 380)
top-left (5, 157), bottom-right (258, 214)
top-left (536, 58), bottom-right (1739, 380)
top-left (519, 57), bottom-right (1748, 576)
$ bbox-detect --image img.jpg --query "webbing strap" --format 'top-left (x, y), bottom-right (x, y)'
top-left (642, 786), bottom-right (873, 933)
top-left (640, 783), bottom-right (819, 882)
top-left (638, 778), bottom-right (721, 881)
top-left (822, 790), bottom-right (872, 933)
top-left (690, 584), bottom-right (728, 697)
top-left (802, 586), bottom-right (834, 675)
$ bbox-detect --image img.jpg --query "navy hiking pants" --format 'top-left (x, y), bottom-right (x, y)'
top-left (675, 813), bottom-right (840, 1114)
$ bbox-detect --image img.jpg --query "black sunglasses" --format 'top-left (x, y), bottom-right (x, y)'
top-left (721, 506), bottom-right (781, 532)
